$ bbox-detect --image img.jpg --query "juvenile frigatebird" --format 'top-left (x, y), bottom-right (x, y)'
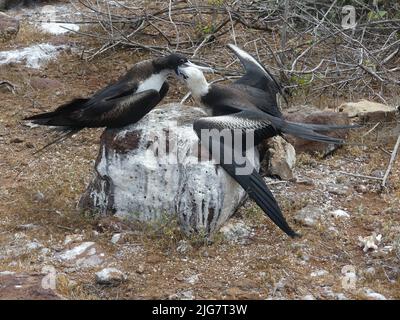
top-left (176, 59), bottom-right (355, 237)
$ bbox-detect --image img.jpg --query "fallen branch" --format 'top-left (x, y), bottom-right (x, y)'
top-left (381, 134), bottom-right (400, 188)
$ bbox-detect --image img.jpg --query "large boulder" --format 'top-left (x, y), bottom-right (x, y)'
top-left (79, 103), bottom-right (259, 237)
top-left (0, 12), bottom-right (19, 40)
top-left (283, 105), bottom-right (351, 155)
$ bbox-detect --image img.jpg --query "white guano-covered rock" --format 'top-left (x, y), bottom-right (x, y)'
top-left (79, 104), bottom-right (260, 237)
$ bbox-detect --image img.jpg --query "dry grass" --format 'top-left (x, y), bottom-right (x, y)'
top-left (0, 2), bottom-right (399, 300)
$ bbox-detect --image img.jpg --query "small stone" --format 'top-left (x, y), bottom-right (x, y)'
top-left (310, 270), bottom-right (329, 277)
top-left (57, 242), bottom-right (95, 261)
top-left (294, 205), bottom-right (325, 227)
top-left (336, 293), bottom-right (348, 300)
top-left (327, 185), bottom-right (349, 196)
top-left (220, 221), bottom-right (253, 243)
top-left (354, 184), bottom-right (368, 193)
top-left (365, 267), bottom-right (376, 276)
top-left (136, 265), bottom-right (145, 274)
top-left (95, 268), bottom-right (126, 285)
top-left (262, 136), bottom-right (296, 180)
top-left (296, 179), bottom-right (314, 186)
top-left (302, 294), bottom-right (315, 300)
top-left (76, 255), bottom-right (103, 268)
top-left (110, 233), bottom-right (121, 244)
top-left (29, 77), bottom-right (63, 91)
top-left (26, 241), bottom-right (42, 250)
top-left (33, 192), bottom-right (45, 202)
top-left (184, 274), bottom-right (199, 285)
top-left (330, 209), bottom-right (350, 218)
top-left (370, 170), bottom-right (384, 178)
top-left (63, 234), bottom-right (84, 246)
top-left (358, 233), bottom-right (382, 252)
top-left (10, 137), bottom-right (24, 144)
top-left (363, 288), bottom-right (387, 300)
top-left (40, 248), bottom-right (50, 256)
top-left (176, 240), bottom-right (192, 254)
top-left (328, 226), bottom-right (339, 234)
top-left (169, 290), bottom-right (194, 300)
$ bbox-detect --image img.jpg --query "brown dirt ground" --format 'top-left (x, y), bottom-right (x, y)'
top-left (0, 12), bottom-right (399, 300)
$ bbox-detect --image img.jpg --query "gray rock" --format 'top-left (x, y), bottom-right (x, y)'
top-left (95, 268), bottom-right (126, 285)
top-left (327, 185), bottom-right (350, 196)
top-left (169, 290), bottom-right (195, 300)
top-left (220, 221), bottom-right (253, 243)
top-left (57, 242), bottom-right (104, 268)
top-left (262, 136), bottom-right (296, 180)
top-left (176, 240), bottom-right (192, 255)
top-left (110, 233), bottom-right (122, 244)
top-left (294, 205), bottom-right (325, 227)
top-left (63, 234), bottom-right (84, 246)
top-left (284, 105), bottom-right (351, 155)
top-left (79, 104), bottom-right (259, 237)
top-left (0, 12), bottom-right (19, 40)
top-left (29, 77), bottom-right (63, 91)
top-left (362, 288), bottom-right (387, 300)
top-left (330, 209), bottom-right (350, 218)
top-left (339, 100), bottom-right (398, 122)
top-left (184, 274), bottom-right (199, 285)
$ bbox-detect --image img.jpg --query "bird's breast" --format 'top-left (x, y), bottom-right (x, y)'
top-left (137, 72), bottom-right (167, 93)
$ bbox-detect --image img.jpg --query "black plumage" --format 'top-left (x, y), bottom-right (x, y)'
top-left (177, 44), bottom-right (358, 237)
top-left (24, 54), bottom-right (189, 152)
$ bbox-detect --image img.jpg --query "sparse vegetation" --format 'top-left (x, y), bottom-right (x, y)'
top-left (0, 0), bottom-right (399, 300)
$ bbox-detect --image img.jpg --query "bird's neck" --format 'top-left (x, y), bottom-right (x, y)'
top-left (190, 79), bottom-right (209, 99)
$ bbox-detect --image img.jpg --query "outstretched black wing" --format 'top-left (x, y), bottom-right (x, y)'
top-left (25, 85), bottom-right (168, 129)
top-left (193, 112), bottom-right (298, 238)
top-left (227, 44), bottom-right (285, 100)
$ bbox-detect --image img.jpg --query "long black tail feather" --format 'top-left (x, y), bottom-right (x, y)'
top-left (32, 128), bottom-right (81, 155)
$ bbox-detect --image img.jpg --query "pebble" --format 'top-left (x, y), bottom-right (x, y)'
top-left (63, 234), bottom-right (84, 246)
top-left (184, 274), bottom-right (199, 285)
top-left (363, 288), bottom-right (387, 300)
top-left (310, 270), bottom-right (329, 277)
top-left (294, 205), bottom-right (325, 227)
top-left (111, 233), bottom-right (122, 244)
top-left (95, 268), bottom-right (127, 285)
top-left (176, 240), bottom-right (192, 254)
top-left (330, 209), bottom-right (350, 218)
top-left (220, 221), bottom-right (252, 243)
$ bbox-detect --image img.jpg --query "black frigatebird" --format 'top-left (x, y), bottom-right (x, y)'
top-left (24, 54), bottom-right (210, 152)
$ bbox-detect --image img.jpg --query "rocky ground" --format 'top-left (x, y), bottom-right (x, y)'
top-left (1, 2), bottom-right (399, 300)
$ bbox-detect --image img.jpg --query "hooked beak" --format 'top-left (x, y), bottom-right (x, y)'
top-left (176, 60), bottom-right (214, 80)
top-left (183, 61), bottom-right (214, 73)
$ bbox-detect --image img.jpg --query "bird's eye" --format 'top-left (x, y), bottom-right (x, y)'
top-left (179, 59), bottom-right (185, 64)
